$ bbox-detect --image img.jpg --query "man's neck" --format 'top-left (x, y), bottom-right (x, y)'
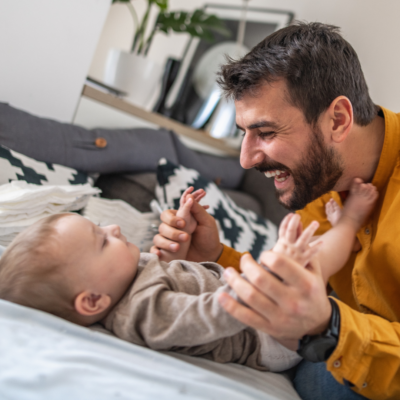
top-left (336, 113), bottom-right (385, 191)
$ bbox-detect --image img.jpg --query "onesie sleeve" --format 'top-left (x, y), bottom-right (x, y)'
top-left (327, 299), bottom-right (400, 399)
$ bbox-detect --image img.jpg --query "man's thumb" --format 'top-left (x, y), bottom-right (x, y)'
top-left (190, 199), bottom-right (212, 225)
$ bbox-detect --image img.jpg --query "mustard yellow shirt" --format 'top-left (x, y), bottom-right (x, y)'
top-left (217, 107), bottom-right (400, 399)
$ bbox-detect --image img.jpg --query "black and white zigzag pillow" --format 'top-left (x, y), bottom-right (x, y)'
top-left (0, 145), bottom-right (90, 186)
top-left (155, 159), bottom-right (277, 261)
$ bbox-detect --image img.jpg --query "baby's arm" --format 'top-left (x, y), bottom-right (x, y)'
top-left (158, 187), bottom-right (206, 262)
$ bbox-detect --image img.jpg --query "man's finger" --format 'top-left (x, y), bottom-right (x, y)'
top-left (160, 209), bottom-right (185, 229)
top-left (149, 245), bottom-right (161, 257)
top-left (223, 265), bottom-right (278, 317)
top-left (239, 254), bottom-right (290, 304)
top-left (153, 233), bottom-right (180, 253)
top-left (190, 199), bottom-right (215, 226)
top-left (158, 222), bottom-right (189, 242)
top-left (218, 292), bottom-right (272, 333)
top-left (258, 251), bottom-right (310, 287)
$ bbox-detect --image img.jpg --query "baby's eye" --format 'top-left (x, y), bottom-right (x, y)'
top-left (102, 235), bottom-right (108, 248)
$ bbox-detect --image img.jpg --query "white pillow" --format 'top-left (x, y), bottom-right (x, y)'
top-left (0, 144), bottom-right (91, 186)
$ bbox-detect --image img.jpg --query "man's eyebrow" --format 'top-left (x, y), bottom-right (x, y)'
top-left (236, 120), bottom-right (279, 131)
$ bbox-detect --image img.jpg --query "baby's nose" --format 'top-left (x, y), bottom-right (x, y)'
top-left (106, 224), bottom-right (120, 237)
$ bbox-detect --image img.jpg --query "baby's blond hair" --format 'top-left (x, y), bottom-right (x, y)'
top-left (0, 213), bottom-right (80, 323)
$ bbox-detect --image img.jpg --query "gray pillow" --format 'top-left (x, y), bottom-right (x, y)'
top-left (0, 102), bottom-right (244, 189)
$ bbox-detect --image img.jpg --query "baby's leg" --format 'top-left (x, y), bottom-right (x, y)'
top-left (340, 178), bottom-right (378, 227)
top-left (319, 178), bottom-right (378, 282)
top-left (257, 331), bottom-right (302, 372)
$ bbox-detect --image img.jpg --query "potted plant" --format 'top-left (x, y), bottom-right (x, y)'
top-left (104, 0), bottom-right (230, 107)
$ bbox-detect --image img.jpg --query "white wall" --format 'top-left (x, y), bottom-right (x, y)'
top-left (0, 0), bottom-right (111, 122)
top-left (89, 0), bottom-right (400, 112)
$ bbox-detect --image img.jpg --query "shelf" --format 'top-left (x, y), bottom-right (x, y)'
top-left (81, 85), bottom-right (240, 157)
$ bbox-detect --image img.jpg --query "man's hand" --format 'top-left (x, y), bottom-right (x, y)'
top-left (219, 252), bottom-right (332, 340)
top-left (151, 199), bottom-right (223, 263)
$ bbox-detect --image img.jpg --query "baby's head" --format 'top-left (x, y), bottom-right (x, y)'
top-left (0, 213), bottom-right (140, 326)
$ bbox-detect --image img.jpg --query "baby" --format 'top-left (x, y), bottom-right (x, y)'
top-left (0, 179), bottom-right (377, 372)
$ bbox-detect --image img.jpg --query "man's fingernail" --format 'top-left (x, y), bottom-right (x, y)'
top-left (219, 294), bottom-right (227, 306)
top-left (170, 244), bottom-right (178, 251)
top-left (179, 234), bottom-right (186, 241)
top-left (177, 221), bottom-right (184, 228)
top-left (224, 267), bottom-right (234, 278)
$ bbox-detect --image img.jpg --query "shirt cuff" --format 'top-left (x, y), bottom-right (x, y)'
top-left (216, 244), bottom-right (246, 272)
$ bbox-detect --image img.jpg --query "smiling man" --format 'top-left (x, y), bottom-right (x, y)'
top-left (151, 22), bottom-right (400, 399)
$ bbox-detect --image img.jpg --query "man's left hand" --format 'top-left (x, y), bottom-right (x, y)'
top-left (219, 252), bottom-right (332, 341)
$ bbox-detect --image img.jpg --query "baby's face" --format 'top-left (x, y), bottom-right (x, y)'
top-left (55, 214), bottom-right (140, 305)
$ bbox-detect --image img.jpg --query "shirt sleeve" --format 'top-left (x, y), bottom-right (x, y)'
top-left (216, 244), bottom-right (246, 272)
top-left (327, 299), bottom-right (400, 399)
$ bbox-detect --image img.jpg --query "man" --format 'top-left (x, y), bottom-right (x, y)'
top-left (151, 22), bottom-right (400, 399)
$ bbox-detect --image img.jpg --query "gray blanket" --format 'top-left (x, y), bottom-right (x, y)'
top-left (103, 253), bottom-right (266, 371)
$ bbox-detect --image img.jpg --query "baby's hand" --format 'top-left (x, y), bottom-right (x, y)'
top-left (176, 187), bottom-right (208, 235)
top-left (273, 213), bottom-right (321, 267)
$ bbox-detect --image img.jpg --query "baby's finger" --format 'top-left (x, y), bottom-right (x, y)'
top-left (180, 186), bottom-right (194, 206)
top-left (193, 189), bottom-right (206, 203)
top-left (285, 213), bottom-right (301, 243)
top-left (202, 205), bottom-right (210, 210)
top-left (278, 213), bottom-right (293, 239)
top-left (303, 241), bottom-right (322, 262)
top-left (296, 221), bottom-right (320, 249)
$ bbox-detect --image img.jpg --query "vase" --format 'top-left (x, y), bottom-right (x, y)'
top-left (103, 49), bottom-right (163, 108)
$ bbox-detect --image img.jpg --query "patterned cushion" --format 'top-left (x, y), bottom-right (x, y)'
top-left (155, 159), bottom-right (277, 261)
top-left (0, 145), bottom-right (90, 186)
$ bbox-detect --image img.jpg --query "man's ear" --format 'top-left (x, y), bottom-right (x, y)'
top-left (323, 96), bottom-right (353, 144)
top-left (74, 291), bottom-right (111, 316)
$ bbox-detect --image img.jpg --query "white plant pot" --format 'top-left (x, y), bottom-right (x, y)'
top-left (104, 49), bottom-right (163, 108)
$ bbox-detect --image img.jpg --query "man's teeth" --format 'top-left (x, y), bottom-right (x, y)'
top-left (264, 170), bottom-right (288, 182)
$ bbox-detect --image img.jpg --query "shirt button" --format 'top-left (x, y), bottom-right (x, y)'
top-left (95, 137), bottom-right (107, 148)
top-left (365, 228), bottom-right (370, 235)
top-left (333, 360), bottom-right (341, 368)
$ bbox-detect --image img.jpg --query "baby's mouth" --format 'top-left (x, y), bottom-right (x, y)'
top-left (264, 169), bottom-right (290, 182)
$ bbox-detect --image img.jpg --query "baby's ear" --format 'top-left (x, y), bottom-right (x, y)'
top-left (74, 291), bottom-right (111, 316)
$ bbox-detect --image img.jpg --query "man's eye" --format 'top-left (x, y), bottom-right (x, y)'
top-left (259, 131), bottom-right (275, 138)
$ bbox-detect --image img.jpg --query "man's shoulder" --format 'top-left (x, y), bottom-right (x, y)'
top-left (296, 191), bottom-right (341, 234)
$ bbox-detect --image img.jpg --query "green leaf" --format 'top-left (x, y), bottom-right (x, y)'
top-left (112, 0), bottom-right (131, 3)
top-left (149, 0), bottom-right (168, 11)
top-left (155, 9), bottom-right (231, 42)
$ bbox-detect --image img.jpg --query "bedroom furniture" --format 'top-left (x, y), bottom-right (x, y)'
top-left (0, 102), bottom-right (295, 399)
top-left (81, 84), bottom-right (240, 157)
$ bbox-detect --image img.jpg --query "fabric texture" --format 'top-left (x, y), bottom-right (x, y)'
top-left (155, 159), bottom-right (278, 261)
top-left (293, 360), bottom-right (368, 400)
top-left (218, 107), bottom-right (400, 399)
top-left (103, 253), bottom-right (299, 372)
top-left (0, 102), bottom-right (243, 189)
top-left (0, 144), bottom-right (89, 186)
top-left (0, 299), bottom-right (301, 400)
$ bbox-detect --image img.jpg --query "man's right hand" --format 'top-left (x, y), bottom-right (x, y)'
top-left (151, 200), bottom-right (223, 263)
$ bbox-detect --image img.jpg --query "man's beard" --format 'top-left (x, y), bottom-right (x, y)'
top-left (256, 126), bottom-right (344, 211)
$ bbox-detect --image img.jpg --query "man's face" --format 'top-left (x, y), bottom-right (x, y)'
top-left (236, 80), bottom-right (344, 211)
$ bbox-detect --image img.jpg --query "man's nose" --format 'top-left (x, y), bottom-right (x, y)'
top-left (240, 134), bottom-right (265, 169)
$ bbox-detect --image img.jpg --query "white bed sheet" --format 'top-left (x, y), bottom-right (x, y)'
top-left (0, 299), bottom-right (301, 400)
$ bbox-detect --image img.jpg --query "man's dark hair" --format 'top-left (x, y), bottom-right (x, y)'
top-left (218, 22), bottom-right (376, 126)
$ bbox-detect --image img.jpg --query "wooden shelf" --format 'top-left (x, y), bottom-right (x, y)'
top-left (81, 85), bottom-right (240, 157)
